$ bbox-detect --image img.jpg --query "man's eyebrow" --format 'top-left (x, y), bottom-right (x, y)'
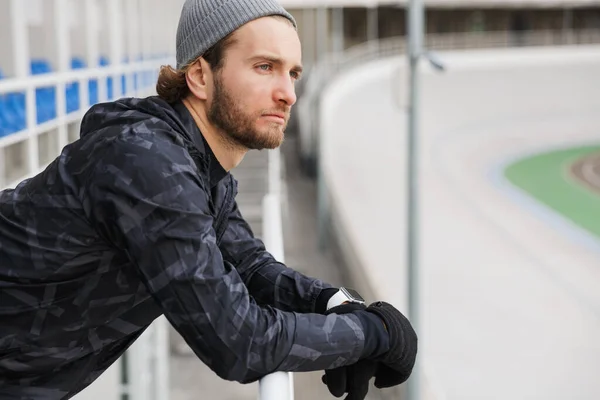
top-left (249, 55), bottom-right (303, 74)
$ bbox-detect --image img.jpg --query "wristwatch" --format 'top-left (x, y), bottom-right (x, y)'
top-left (326, 287), bottom-right (366, 310)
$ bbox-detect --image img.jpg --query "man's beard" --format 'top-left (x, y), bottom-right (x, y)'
top-left (208, 75), bottom-right (288, 150)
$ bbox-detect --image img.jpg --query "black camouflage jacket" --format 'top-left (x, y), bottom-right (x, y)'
top-left (0, 97), bottom-right (368, 399)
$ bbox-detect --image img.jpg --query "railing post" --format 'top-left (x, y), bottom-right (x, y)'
top-left (407, 1), bottom-right (424, 399)
top-left (259, 149), bottom-right (293, 400)
top-left (54, 0), bottom-right (69, 149)
top-left (10, 0), bottom-right (38, 177)
top-left (268, 147), bottom-right (281, 197)
top-left (367, 4), bottom-right (379, 51)
top-left (331, 7), bottom-right (344, 54)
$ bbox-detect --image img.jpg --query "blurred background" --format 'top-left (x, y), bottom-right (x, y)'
top-left (1, 0), bottom-right (599, 399)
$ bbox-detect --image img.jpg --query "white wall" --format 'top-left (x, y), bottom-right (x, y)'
top-left (0, 1), bottom-right (14, 76)
top-left (28, 0), bottom-right (57, 67)
top-left (70, 0), bottom-right (90, 62)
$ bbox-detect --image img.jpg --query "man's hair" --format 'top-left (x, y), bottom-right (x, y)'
top-left (156, 32), bottom-right (236, 104)
top-left (156, 15), bottom-right (294, 104)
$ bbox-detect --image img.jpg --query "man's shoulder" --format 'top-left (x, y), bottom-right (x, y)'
top-left (67, 97), bottom-right (208, 181)
top-left (79, 97), bottom-right (201, 155)
top-left (81, 96), bottom-right (180, 135)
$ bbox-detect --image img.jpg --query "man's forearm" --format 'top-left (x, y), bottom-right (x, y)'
top-left (243, 257), bottom-right (337, 313)
top-left (220, 201), bottom-right (338, 313)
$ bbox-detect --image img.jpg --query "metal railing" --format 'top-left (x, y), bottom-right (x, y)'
top-left (258, 147), bottom-right (294, 400)
top-left (0, 58), bottom-right (166, 189)
top-left (122, 316), bottom-right (171, 400)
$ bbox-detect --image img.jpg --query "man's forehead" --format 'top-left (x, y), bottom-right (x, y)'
top-left (231, 16), bottom-right (301, 62)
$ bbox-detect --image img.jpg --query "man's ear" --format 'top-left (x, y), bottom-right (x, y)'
top-left (186, 58), bottom-right (211, 100)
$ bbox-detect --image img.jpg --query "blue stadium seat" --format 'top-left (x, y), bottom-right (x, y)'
top-left (30, 59), bottom-right (56, 124)
top-left (99, 56), bottom-right (114, 100)
top-left (0, 69), bottom-right (7, 136)
top-left (87, 56), bottom-right (126, 104)
top-left (88, 79), bottom-right (99, 105)
top-left (0, 55), bottom-right (130, 137)
top-left (0, 55), bottom-right (146, 136)
top-left (121, 56), bottom-right (128, 96)
top-left (66, 57), bottom-right (86, 113)
top-left (133, 56), bottom-right (141, 91)
top-left (86, 58), bottom-right (99, 105)
top-left (134, 55), bottom-right (147, 91)
top-left (4, 92), bottom-right (26, 134)
top-left (0, 69), bottom-right (26, 136)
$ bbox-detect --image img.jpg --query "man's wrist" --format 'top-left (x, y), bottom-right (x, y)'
top-left (355, 311), bottom-right (391, 359)
top-left (315, 288), bottom-right (339, 314)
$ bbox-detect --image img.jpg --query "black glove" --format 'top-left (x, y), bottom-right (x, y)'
top-left (321, 303), bottom-right (379, 399)
top-left (362, 301), bottom-right (418, 388)
top-left (321, 359), bottom-right (378, 400)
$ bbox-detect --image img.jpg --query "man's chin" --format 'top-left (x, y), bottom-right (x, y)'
top-left (252, 131), bottom-right (285, 150)
top-left (228, 128), bottom-right (285, 151)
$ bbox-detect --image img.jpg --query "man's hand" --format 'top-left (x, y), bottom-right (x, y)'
top-left (363, 301), bottom-right (418, 388)
top-left (322, 303), bottom-right (377, 399)
top-left (321, 299), bottom-right (418, 397)
top-left (321, 360), bottom-right (378, 399)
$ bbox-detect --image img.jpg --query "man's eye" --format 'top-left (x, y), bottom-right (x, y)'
top-left (257, 64), bottom-right (271, 71)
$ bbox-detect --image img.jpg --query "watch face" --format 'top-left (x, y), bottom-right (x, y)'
top-left (341, 287), bottom-right (365, 303)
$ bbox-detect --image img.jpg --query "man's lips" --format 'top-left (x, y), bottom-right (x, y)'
top-left (262, 113), bottom-right (287, 123)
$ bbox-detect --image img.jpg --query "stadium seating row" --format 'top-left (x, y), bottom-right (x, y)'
top-left (0, 57), bottom-right (149, 137)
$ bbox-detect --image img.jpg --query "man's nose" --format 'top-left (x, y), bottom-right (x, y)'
top-left (274, 75), bottom-right (297, 107)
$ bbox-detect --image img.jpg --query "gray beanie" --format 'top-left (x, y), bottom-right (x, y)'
top-left (176, 0), bottom-right (297, 69)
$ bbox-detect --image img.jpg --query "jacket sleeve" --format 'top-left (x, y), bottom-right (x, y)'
top-left (219, 198), bottom-right (334, 314)
top-left (82, 132), bottom-right (366, 383)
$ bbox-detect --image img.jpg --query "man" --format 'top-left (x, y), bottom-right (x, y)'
top-left (0, 0), bottom-right (417, 399)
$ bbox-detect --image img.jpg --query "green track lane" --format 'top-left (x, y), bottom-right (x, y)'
top-left (504, 145), bottom-right (600, 237)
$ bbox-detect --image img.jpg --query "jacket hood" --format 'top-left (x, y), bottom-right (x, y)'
top-left (80, 96), bottom-right (204, 151)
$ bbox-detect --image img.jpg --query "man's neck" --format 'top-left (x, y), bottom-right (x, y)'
top-left (182, 97), bottom-right (246, 171)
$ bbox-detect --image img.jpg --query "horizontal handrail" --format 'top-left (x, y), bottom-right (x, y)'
top-left (0, 58), bottom-right (173, 94)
